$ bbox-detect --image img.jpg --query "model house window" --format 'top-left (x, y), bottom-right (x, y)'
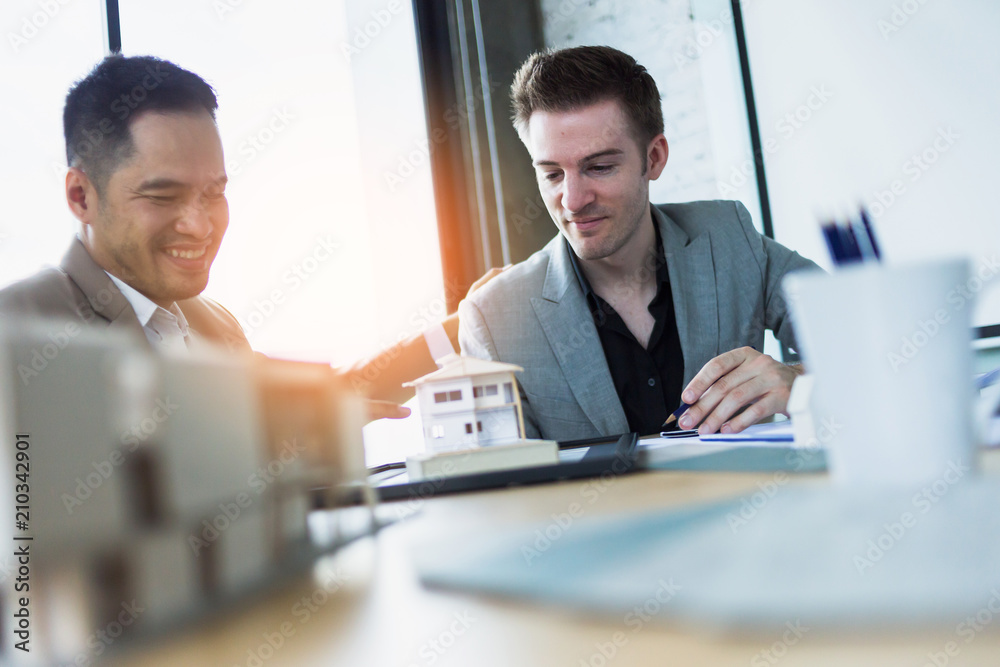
top-left (434, 389), bottom-right (464, 404)
top-left (465, 423), bottom-right (473, 434)
top-left (124, 447), bottom-right (164, 527)
top-left (474, 384), bottom-right (499, 399)
top-left (431, 425), bottom-right (445, 438)
top-left (504, 382), bottom-right (514, 403)
top-left (477, 421), bottom-right (483, 432)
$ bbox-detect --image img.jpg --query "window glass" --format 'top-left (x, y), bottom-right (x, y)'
top-left (3, 1), bottom-right (447, 470)
top-left (115, 0), bottom-right (443, 365)
top-left (0, 0), bottom-right (105, 288)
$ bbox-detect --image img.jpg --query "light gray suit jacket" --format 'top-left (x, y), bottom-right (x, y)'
top-left (0, 238), bottom-right (251, 354)
top-left (459, 200), bottom-right (820, 441)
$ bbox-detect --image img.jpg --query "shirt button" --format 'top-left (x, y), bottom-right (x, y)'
top-left (648, 378), bottom-right (656, 387)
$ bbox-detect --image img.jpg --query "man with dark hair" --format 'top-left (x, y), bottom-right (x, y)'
top-left (510, 45), bottom-right (664, 158)
top-left (459, 45), bottom-right (821, 440)
top-left (63, 56), bottom-right (219, 196)
top-left (0, 54), bottom-right (246, 352)
top-left (0, 54), bottom-right (494, 414)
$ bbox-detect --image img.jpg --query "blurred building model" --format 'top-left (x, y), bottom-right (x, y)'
top-left (0, 325), bottom-right (359, 665)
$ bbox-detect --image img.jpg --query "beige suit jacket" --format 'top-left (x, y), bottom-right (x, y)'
top-left (0, 238), bottom-right (251, 355)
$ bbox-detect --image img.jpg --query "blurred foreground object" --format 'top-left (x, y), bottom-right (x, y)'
top-left (0, 320), bottom-right (364, 665)
top-left (784, 258), bottom-right (975, 486)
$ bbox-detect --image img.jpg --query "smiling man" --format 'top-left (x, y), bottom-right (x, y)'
top-left (459, 46), bottom-right (821, 440)
top-left (0, 54), bottom-right (487, 421)
top-left (0, 55), bottom-right (248, 354)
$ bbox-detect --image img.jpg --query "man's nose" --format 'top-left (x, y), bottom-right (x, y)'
top-left (561, 172), bottom-right (594, 213)
top-left (176, 199), bottom-right (217, 238)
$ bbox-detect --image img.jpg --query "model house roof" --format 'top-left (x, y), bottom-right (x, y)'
top-left (404, 354), bottom-right (523, 386)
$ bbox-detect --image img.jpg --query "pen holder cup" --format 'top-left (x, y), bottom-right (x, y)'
top-left (783, 259), bottom-right (976, 486)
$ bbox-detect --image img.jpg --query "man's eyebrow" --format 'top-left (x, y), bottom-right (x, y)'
top-left (134, 175), bottom-right (228, 192)
top-left (532, 148), bottom-right (625, 168)
top-left (579, 149), bottom-right (624, 163)
top-left (134, 178), bottom-right (186, 192)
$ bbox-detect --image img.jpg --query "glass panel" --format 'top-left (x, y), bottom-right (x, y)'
top-left (0, 0), bottom-right (105, 289)
top-left (116, 0), bottom-right (443, 364)
top-left (448, 390), bottom-right (462, 402)
top-left (433, 392), bottom-right (448, 404)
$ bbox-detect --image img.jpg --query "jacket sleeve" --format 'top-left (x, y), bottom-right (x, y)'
top-left (459, 298), bottom-right (542, 439)
top-left (733, 201), bottom-right (823, 352)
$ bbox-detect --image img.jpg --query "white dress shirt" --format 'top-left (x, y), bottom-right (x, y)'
top-left (106, 273), bottom-right (191, 354)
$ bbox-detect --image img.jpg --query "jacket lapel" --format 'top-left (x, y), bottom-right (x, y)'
top-left (60, 238), bottom-right (146, 338)
top-left (531, 237), bottom-right (628, 436)
top-left (654, 206), bottom-right (719, 385)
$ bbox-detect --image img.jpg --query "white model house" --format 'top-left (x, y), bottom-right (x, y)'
top-left (405, 354), bottom-right (526, 453)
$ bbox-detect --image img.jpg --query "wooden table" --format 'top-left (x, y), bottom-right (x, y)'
top-left (112, 454), bottom-right (1000, 667)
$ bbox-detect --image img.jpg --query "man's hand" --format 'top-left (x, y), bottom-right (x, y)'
top-left (445, 264), bottom-right (512, 352)
top-left (677, 346), bottom-right (802, 435)
top-left (365, 399), bottom-right (411, 424)
top-left (467, 264), bottom-right (511, 297)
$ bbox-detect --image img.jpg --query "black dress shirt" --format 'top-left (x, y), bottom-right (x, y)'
top-left (567, 221), bottom-right (684, 435)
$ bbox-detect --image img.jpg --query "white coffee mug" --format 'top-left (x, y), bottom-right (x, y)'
top-left (783, 259), bottom-right (975, 486)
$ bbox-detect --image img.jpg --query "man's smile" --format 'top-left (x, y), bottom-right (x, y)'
top-left (161, 243), bottom-right (212, 270)
top-left (566, 216), bottom-right (607, 232)
top-left (165, 247), bottom-right (207, 259)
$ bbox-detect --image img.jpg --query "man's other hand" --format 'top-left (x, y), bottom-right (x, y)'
top-left (677, 346), bottom-right (802, 435)
top-left (466, 264), bottom-right (511, 297)
top-left (365, 399), bottom-right (411, 424)
top-left (445, 264), bottom-right (512, 351)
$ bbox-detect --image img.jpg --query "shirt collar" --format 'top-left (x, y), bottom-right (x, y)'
top-left (104, 272), bottom-right (189, 334)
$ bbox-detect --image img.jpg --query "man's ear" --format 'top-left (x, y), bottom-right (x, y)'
top-left (66, 167), bottom-right (98, 225)
top-left (646, 134), bottom-right (669, 180)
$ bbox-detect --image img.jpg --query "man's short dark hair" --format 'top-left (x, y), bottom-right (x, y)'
top-left (510, 45), bottom-right (663, 148)
top-left (63, 55), bottom-right (218, 193)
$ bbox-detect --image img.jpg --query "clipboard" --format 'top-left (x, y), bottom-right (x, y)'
top-left (372, 432), bottom-right (639, 502)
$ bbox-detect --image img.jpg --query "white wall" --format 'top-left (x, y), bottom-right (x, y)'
top-left (743, 0), bottom-right (1000, 326)
top-left (539, 0), bottom-right (1000, 330)
top-left (540, 0), bottom-right (764, 230)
